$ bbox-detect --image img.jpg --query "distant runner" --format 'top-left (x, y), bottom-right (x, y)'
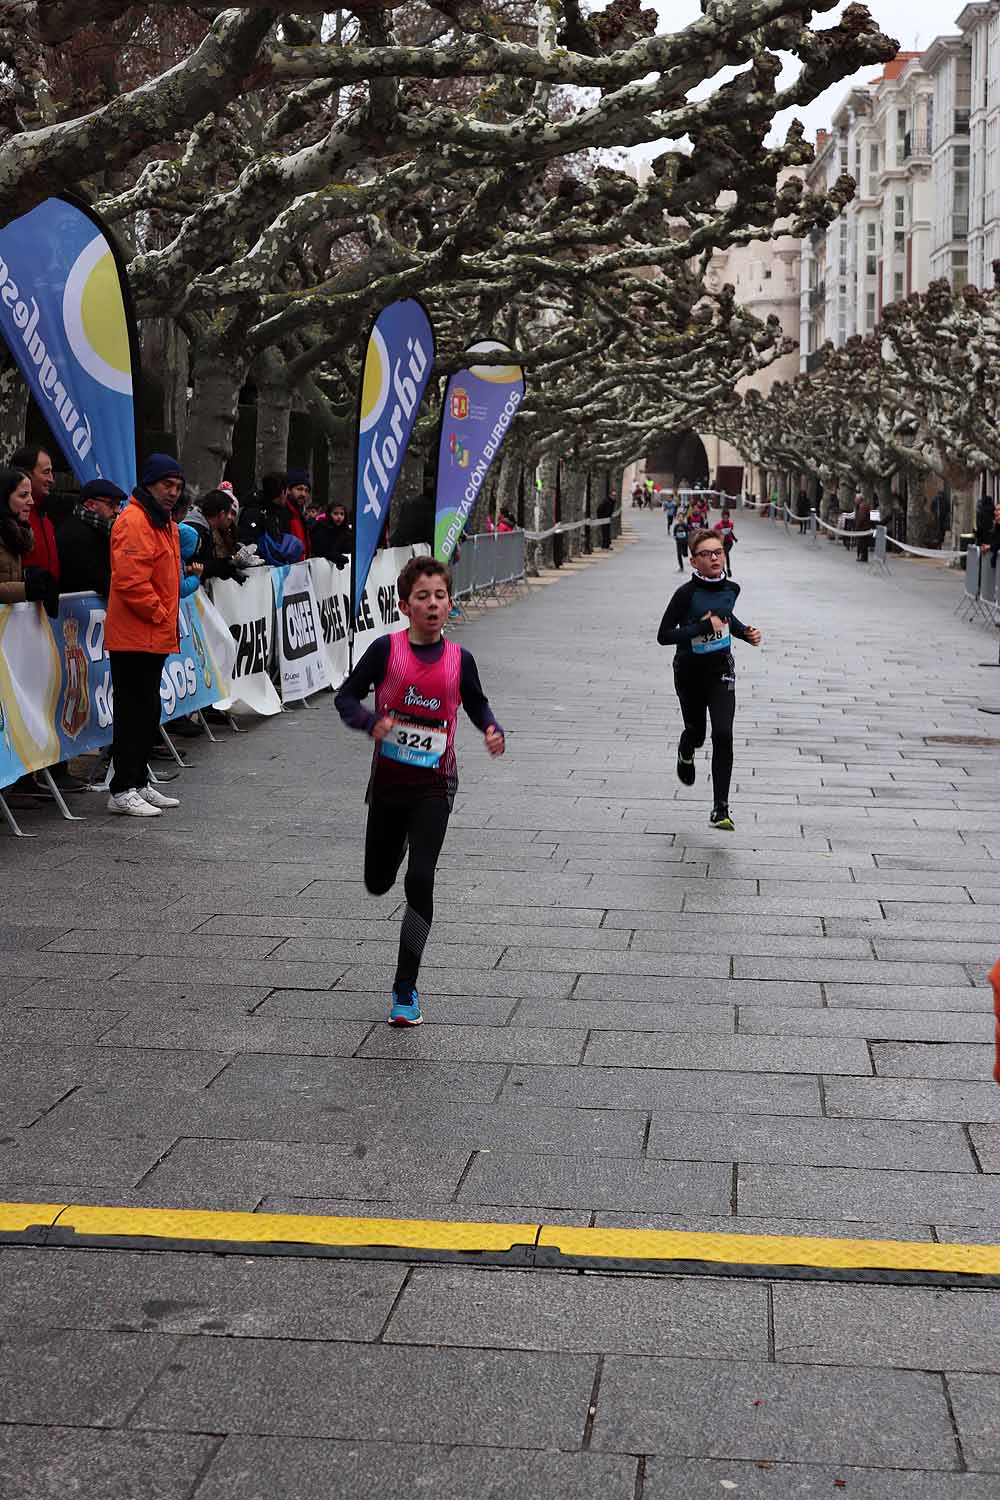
top-left (334, 558), bottom-right (505, 1024)
top-left (657, 527), bottom-right (761, 830)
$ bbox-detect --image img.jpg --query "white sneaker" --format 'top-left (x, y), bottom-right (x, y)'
top-left (140, 784), bottom-right (180, 809)
top-left (107, 788), bottom-right (162, 817)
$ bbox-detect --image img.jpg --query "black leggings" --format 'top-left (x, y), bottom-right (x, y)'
top-left (364, 796), bottom-right (451, 991)
top-left (674, 663), bottom-right (736, 805)
top-left (675, 539), bottom-right (688, 569)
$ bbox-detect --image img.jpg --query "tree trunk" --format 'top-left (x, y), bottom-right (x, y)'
top-left (182, 334), bottom-right (249, 495)
top-left (253, 349), bottom-right (291, 483)
top-left (531, 453), bottom-right (557, 572)
top-left (905, 470), bottom-right (934, 546)
top-left (562, 463), bottom-right (586, 558)
top-left (142, 317), bottom-right (189, 453)
top-left (389, 445), bottom-right (429, 548)
top-left (0, 352), bottom-right (28, 458)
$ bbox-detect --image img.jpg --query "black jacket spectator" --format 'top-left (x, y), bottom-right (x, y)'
top-left (238, 473), bottom-right (310, 562)
top-left (310, 508), bottom-right (352, 565)
top-left (56, 480), bottom-right (127, 596)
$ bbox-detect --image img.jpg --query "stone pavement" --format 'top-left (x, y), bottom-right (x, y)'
top-left (3, 511), bottom-right (1000, 1495)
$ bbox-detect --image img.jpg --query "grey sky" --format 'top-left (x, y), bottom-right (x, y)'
top-left (636, 0), bottom-right (949, 153)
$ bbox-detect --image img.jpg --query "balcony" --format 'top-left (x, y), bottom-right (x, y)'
top-left (903, 129), bottom-right (932, 159)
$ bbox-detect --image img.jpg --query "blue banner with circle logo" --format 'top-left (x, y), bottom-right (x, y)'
top-left (0, 195), bottom-right (138, 492)
top-left (352, 299), bottom-right (435, 616)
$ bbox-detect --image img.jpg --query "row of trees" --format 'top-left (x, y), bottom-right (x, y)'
top-left (5, 1), bottom-right (897, 543)
top-left (710, 270), bottom-right (1000, 543)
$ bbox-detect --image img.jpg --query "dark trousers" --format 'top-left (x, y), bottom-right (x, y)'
top-left (675, 661), bottom-right (737, 806)
top-left (857, 535), bottom-right (871, 563)
top-left (675, 539), bottom-right (688, 570)
top-left (110, 651), bottom-right (166, 794)
top-left (364, 795), bottom-right (451, 991)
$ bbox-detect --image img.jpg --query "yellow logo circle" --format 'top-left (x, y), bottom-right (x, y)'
top-left (63, 235), bottom-right (132, 395)
top-left (360, 326), bottom-right (390, 433)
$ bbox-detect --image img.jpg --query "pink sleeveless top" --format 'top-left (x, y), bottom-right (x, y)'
top-left (370, 632), bottom-right (463, 800)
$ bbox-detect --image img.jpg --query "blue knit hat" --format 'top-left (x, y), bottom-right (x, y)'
top-left (141, 452), bottom-right (184, 487)
top-left (286, 467), bottom-right (311, 489)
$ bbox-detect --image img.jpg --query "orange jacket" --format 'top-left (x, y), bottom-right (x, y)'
top-left (105, 493), bottom-right (181, 654)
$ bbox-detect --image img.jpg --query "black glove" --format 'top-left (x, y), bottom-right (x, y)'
top-left (215, 559), bottom-right (247, 585)
top-left (23, 566), bottom-right (60, 617)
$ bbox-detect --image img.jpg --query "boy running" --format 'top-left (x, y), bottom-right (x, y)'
top-left (334, 558), bottom-right (505, 1025)
top-left (657, 528), bottom-right (761, 830)
top-left (672, 510), bottom-right (690, 572)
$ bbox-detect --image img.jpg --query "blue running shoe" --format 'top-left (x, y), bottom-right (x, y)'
top-left (389, 987), bottom-right (423, 1026)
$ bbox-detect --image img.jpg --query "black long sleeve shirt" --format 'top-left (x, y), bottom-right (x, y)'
top-left (657, 576), bottom-right (751, 670)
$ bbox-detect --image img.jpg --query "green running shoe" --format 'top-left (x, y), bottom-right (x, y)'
top-left (710, 804), bottom-right (735, 831)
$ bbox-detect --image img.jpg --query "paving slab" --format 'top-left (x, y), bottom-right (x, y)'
top-left (739, 1164), bottom-right (1000, 1226)
top-left (0, 1247), bottom-right (407, 1341)
top-left (773, 1282), bottom-right (1000, 1373)
top-left (195, 1440), bottom-right (637, 1500)
top-left (384, 1266), bottom-right (768, 1356)
top-left (457, 1151), bottom-right (732, 1213)
top-left (131, 1339), bottom-right (597, 1447)
top-left (825, 1077), bottom-right (1000, 1123)
top-left (590, 1355), bottom-right (958, 1467)
top-left (0, 1427), bottom-right (218, 1500)
top-left (644, 1460), bottom-right (998, 1498)
top-left (646, 1110), bottom-right (975, 1171)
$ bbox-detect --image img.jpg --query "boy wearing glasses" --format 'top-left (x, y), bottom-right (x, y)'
top-left (656, 528), bottom-right (761, 830)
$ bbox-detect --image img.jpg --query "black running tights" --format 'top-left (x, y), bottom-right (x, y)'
top-left (364, 796), bottom-right (451, 990)
top-left (674, 666), bottom-right (736, 805)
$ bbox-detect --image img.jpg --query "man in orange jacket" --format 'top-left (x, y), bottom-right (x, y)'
top-left (105, 453), bottom-right (184, 818)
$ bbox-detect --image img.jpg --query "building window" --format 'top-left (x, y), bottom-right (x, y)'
top-left (893, 271), bottom-right (904, 299)
top-left (865, 291), bottom-right (876, 328)
top-left (894, 195), bottom-right (905, 228)
top-left (894, 231), bottom-right (905, 252)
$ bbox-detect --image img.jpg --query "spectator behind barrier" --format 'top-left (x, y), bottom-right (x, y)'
top-left (310, 501), bottom-right (352, 566)
top-left (9, 444), bottom-right (65, 585)
top-left (177, 523), bottom-right (205, 597)
top-left (978, 499), bottom-right (1000, 563)
top-left (238, 471), bottom-right (309, 564)
top-left (56, 479), bottom-right (127, 597)
top-left (0, 465), bottom-right (59, 612)
top-left (105, 453), bottom-right (184, 818)
top-left (185, 489), bottom-right (248, 584)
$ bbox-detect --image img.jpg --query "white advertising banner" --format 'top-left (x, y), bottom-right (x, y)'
top-left (272, 560), bottom-right (330, 703)
top-left (210, 567), bottom-right (281, 717)
top-left (310, 545), bottom-right (427, 686)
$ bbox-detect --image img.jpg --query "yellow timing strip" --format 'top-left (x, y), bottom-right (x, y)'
top-left (2, 1202), bottom-right (1000, 1277)
top-left (536, 1225), bottom-right (1000, 1276)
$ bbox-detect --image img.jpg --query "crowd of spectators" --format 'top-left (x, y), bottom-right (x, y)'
top-left (0, 444), bottom-right (356, 811)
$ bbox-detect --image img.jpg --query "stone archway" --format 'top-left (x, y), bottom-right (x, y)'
top-left (646, 430), bottom-right (709, 488)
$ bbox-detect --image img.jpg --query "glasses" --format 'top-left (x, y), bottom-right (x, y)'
top-left (693, 548), bottom-right (724, 558)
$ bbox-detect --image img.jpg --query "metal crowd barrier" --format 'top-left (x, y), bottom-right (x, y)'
top-left (959, 543), bottom-right (1000, 627)
top-left (451, 529), bottom-right (527, 602)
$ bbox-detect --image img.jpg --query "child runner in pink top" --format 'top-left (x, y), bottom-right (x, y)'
top-left (335, 557), bottom-right (505, 1025)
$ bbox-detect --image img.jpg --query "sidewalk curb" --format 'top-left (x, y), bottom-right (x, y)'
top-left (3, 1201), bottom-right (999, 1288)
